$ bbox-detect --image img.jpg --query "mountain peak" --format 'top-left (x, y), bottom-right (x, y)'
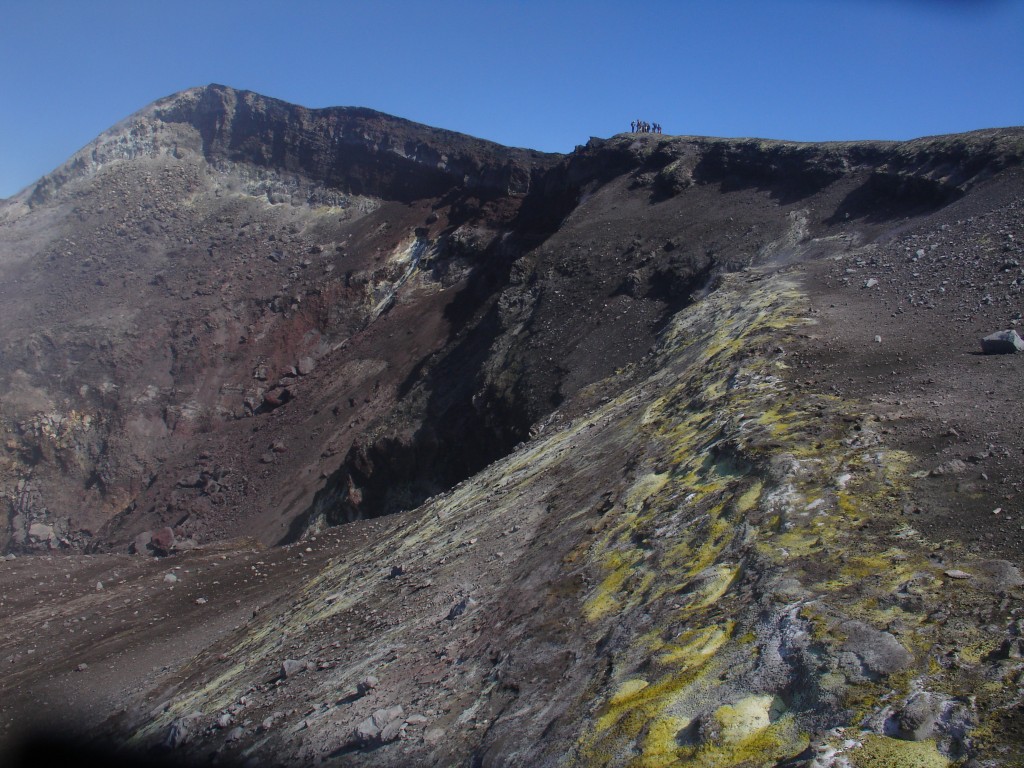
top-left (19, 84), bottom-right (558, 209)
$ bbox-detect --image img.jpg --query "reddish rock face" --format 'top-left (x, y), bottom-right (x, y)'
top-left (149, 527), bottom-right (175, 555)
top-left (1, 85), bottom-right (1022, 557)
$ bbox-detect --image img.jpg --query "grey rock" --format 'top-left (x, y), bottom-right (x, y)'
top-left (895, 692), bottom-right (942, 741)
top-left (943, 569), bottom-right (971, 580)
top-left (297, 356), bottom-right (316, 376)
top-left (930, 458), bottom-right (967, 477)
top-left (281, 658), bottom-right (305, 678)
top-left (372, 705), bottom-right (405, 730)
top-left (27, 522), bottom-right (54, 542)
top-left (354, 706), bottom-right (407, 746)
top-left (447, 595), bottom-right (477, 620)
top-left (133, 531), bottom-right (153, 555)
top-left (357, 675), bottom-right (379, 696)
top-left (864, 278), bottom-right (879, 288)
top-left (354, 716), bottom-right (380, 743)
top-left (163, 712), bottom-right (203, 750)
top-left (991, 637), bottom-right (1024, 660)
top-left (226, 726), bottom-right (244, 742)
top-left (837, 621), bottom-right (912, 680)
top-left (379, 717), bottom-right (404, 743)
top-left (216, 713), bottom-right (233, 729)
top-left (980, 329), bottom-right (1024, 354)
top-left (975, 559), bottom-right (1024, 590)
top-left (405, 713), bottom-right (429, 725)
top-left (260, 711), bottom-right (284, 731)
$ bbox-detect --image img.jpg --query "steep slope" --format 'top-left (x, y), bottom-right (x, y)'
top-left (0, 84), bottom-right (558, 551)
top-left (1, 87), bottom-right (1024, 766)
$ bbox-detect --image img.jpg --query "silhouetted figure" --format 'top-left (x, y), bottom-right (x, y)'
top-left (631, 119), bottom-right (665, 135)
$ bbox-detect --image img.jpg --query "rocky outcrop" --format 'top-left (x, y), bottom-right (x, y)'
top-left (21, 84), bottom-right (556, 209)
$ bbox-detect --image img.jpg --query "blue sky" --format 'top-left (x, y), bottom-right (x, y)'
top-left (1, 0), bottom-right (1022, 198)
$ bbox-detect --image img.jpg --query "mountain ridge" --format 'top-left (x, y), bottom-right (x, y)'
top-left (1, 86), bottom-right (1024, 766)
top-left (7, 84), bottom-right (559, 213)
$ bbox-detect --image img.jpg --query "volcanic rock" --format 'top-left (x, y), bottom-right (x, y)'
top-left (149, 527), bottom-right (176, 555)
top-left (980, 329), bottom-right (1024, 354)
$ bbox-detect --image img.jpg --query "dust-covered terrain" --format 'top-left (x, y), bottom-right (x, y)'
top-left (1, 85), bottom-right (1023, 766)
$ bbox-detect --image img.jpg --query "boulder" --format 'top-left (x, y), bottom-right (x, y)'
top-left (281, 658), bottom-right (305, 678)
top-left (929, 459), bottom-right (967, 477)
top-left (895, 692), bottom-right (944, 741)
top-left (354, 715), bottom-right (380, 743)
top-left (162, 712), bottom-right (203, 750)
top-left (975, 559), bottom-right (1024, 590)
top-left (133, 530), bottom-right (153, 555)
top-left (357, 675), bottom-right (379, 697)
top-left (837, 621), bottom-right (912, 680)
top-left (150, 527), bottom-right (176, 555)
top-left (297, 356), bottom-right (316, 376)
top-left (980, 329), bottom-right (1024, 354)
top-left (260, 711), bottom-right (284, 731)
top-left (447, 595), bottom-right (477, 620)
top-left (372, 705), bottom-right (405, 730)
top-left (27, 522), bottom-right (55, 543)
top-left (354, 705), bottom-right (406, 745)
top-left (379, 717), bottom-right (404, 743)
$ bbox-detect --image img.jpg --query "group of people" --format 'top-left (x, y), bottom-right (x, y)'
top-left (631, 120), bottom-right (662, 134)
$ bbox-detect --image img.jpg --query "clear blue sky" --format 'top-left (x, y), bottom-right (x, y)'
top-left (1, 0), bottom-right (1022, 198)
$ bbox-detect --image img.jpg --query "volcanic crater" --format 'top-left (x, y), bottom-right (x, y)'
top-left (1, 85), bottom-right (1023, 767)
